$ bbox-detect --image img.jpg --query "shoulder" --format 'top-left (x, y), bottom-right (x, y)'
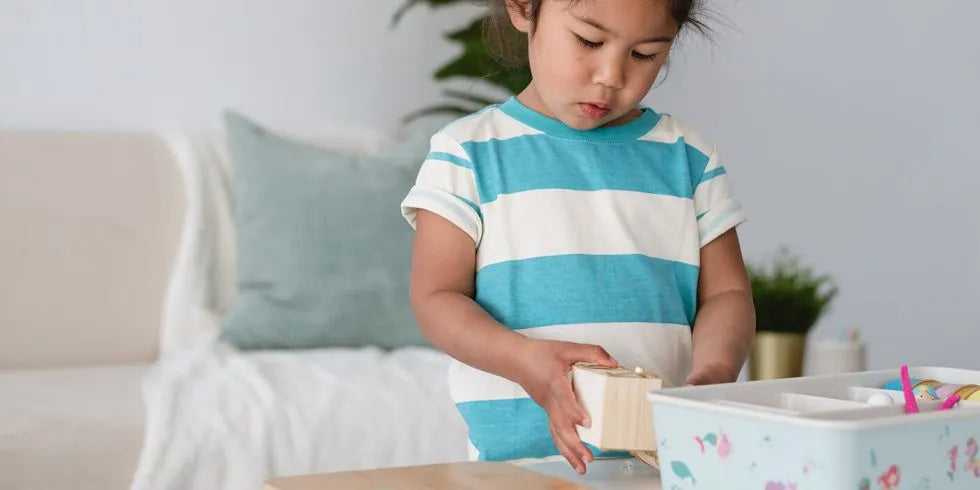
top-left (435, 103), bottom-right (541, 148)
top-left (640, 111), bottom-right (715, 158)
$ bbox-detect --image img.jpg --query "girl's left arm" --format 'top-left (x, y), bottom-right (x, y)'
top-left (685, 228), bottom-right (756, 385)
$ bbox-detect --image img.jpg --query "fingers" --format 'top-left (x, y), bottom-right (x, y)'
top-left (563, 343), bottom-right (618, 368)
top-left (547, 382), bottom-right (593, 474)
top-left (552, 376), bottom-right (590, 428)
top-left (550, 420), bottom-right (593, 474)
top-left (550, 424), bottom-right (584, 474)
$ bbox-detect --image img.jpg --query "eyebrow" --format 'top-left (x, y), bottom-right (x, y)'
top-left (573, 14), bottom-right (675, 43)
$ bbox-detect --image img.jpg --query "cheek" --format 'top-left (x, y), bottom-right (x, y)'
top-left (533, 41), bottom-right (581, 84)
top-left (627, 63), bottom-right (663, 90)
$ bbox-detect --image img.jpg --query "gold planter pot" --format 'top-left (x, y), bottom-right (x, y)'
top-left (749, 332), bottom-right (807, 380)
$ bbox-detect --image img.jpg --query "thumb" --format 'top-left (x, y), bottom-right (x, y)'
top-left (568, 343), bottom-right (618, 368)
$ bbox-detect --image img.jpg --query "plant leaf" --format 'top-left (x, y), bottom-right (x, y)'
top-left (401, 103), bottom-right (482, 124)
top-left (435, 16), bottom-right (531, 94)
top-left (442, 88), bottom-right (502, 107)
top-left (746, 247), bottom-right (838, 334)
top-left (390, 0), bottom-right (463, 27)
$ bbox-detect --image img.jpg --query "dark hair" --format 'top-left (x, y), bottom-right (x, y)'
top-left (485, 0), bottom-right (712, 68)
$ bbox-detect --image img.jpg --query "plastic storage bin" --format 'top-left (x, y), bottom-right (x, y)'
top-left (647, 367), bottom-right (980, 489)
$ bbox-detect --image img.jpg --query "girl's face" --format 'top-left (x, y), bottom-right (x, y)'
top-left (509, 0), bottom-right (678, 130)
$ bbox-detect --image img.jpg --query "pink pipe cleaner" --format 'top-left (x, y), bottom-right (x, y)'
top-left (940, 394), bottom-right (961, 411)
top-left (901, 365), bottom-right (919, 414)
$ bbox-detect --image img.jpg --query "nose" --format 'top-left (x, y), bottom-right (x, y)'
top-left (592, 53), bottom-right (625, 90)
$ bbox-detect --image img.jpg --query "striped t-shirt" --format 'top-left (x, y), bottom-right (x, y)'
top-left (400, 96), bottom-right (747, 462)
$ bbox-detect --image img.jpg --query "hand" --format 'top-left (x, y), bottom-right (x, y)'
top-left (684, 362), bottom-right (736, 386)
top-left (513, 339), bottom-right (618, 475)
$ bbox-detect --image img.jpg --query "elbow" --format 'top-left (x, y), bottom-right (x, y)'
top-left (408, 285), bottom-right (450, 341)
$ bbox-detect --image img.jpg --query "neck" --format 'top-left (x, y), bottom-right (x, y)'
top-left (515, 82), bottom-right (552, 119)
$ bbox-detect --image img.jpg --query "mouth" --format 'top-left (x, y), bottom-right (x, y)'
top-left (579, 102), bottom-right (610, 120)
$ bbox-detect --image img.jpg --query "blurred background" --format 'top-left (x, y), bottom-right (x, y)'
top-left (1, 1), bottom-right (979, 488)
top-left (4, 0), bottom-right (978, 369)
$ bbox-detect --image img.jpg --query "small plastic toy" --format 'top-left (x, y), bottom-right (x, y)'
top-left (900, 364), bottom-right (961, 413)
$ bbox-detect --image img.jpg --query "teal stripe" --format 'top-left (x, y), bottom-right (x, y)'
top-left (462, 137), bottom-right (694, 203)
top-left (685, 140), bottom-right (711, 188)
top-left (409, 187), bottom-right (478, 236)
top-left (700, 166), bottom-right (727, 183)
top-left (457, 398), bottom-right (630, 462)
top-left (696, 211), bottom-right (707, 221)
top-left (475, 254), bottom-right (698, 329)
top-left (426, 151), bottom-right (472, 169)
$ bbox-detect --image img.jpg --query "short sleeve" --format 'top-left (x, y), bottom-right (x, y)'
top-left (400, 131), bottom-right (483, 245)
top-left (691, 146), bottom-right (747, 247)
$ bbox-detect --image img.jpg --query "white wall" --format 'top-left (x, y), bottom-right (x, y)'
top-left (654, 0), bottom-right (980, 371)
top-left (0, 0), bottom-right (483, 132)
top-left (3, 0), bottom-right (978, 370)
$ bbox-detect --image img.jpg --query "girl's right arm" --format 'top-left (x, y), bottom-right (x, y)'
top-left (409, 209), bottom-right (530, 381)
top-left (409, 209), bottom-right (618, 474)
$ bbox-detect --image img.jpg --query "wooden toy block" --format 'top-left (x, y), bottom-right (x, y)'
top-left (571, 363), bottom-right (663, 453)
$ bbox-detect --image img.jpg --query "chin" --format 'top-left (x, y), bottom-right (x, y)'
top-left (561, 114), bottom-right (603, 130)
top-left (565, 120), bottom-right (596, 130)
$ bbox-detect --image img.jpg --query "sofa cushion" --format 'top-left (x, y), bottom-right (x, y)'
top-left (0, 131), bottom-right (184, 368)
top-left (217, 112), bottom-right (429, 350)
top-left (0, 364), bottom-right (149, 489)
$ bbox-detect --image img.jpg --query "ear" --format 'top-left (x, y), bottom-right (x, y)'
top-left (505, 0), bottom-right (533, 34)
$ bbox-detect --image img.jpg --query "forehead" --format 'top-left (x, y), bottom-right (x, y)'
top-left (556, 0), bottom-right (678, 37)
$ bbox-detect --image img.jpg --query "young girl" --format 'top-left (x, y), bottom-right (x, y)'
top-left (401, 0), bottom-right (755, 474)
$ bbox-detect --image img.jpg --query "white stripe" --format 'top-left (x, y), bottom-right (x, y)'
top-left (443, 107), bottom-right (542, 143)
top-left (703, 149), bottom-right (722, 173)
top-left (401, 186), bottom-right (482, 244)
top-left (449, 360), bottom-right (528, 404)
top-left (694, 172), bottom-right (734, 217)
top-left (639, 114), bottom-right (714, 159)
top-left (428, 131), bottom-right (470, 161)
top-left (698, 198), bottom-right (747, 247)
top-left (449, 322), bottom-right (693, 404)
top-left (415, 159), bottom-right (480, 204)
top-left (477, 189), bottom-right (699, 269)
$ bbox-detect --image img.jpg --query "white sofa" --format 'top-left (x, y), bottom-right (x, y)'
top-left (0, 131), bottom-right (182, 489)
top-left (0, 128), bottom-right (468, 489)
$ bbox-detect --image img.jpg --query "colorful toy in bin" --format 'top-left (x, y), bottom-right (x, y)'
top-left (916, 385), bottom-right (940, 401)
top-left (900, 365), bottom-right (921, 413)
top-left (647, 367), bottom-right (980, 489)
top-left (890, 365), bottom-right (964, 413)
top-left (883, 376), bottom-right (980, 403)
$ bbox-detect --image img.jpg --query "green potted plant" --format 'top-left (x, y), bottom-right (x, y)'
top-left (391, 0), bottom-right (530, 121)
top-left (746, 247), bottom-right (838, 380)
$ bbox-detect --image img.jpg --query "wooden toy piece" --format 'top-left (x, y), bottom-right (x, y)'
top-left (263, 462), bottom-right (588, 490)
top-left (632, 450), bottom-right (660, 469)
top-left (571, 362), bottom-right (663, 454)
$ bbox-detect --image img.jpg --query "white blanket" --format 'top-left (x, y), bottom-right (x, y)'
top-left (159, 131), bottom-right (238, 355)
top-left (130, 343), bottom-right (469, 490)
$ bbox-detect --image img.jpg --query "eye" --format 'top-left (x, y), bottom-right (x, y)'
top-left (575, 34), bottom-right (602, 49)
top-left (632, 51), bottom-right (659, 62)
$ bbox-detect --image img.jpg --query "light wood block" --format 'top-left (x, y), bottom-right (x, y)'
top-left (572, 363), bottom-right (663, 452)
top-left (263, 462), bottom-right (588, 490)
